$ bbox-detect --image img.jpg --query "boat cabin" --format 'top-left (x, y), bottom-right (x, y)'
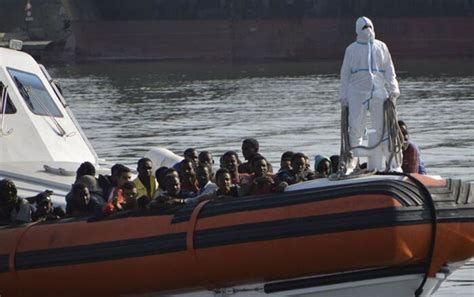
top-left (0, 47), bottom-right (99, 200)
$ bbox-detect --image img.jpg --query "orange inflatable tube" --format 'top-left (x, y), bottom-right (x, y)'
top-left (0, 174), bottom-right (472, 297)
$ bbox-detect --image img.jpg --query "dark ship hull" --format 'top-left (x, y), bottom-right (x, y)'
top-left (62, 0), bottom-right (474, 61)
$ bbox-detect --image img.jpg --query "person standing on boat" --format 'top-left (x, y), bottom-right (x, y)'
top-left (339, 16), bottom-right (400, 171)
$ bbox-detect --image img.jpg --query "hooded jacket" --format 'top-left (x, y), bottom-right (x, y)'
top-left (340, 17), bottom-right (400, 103)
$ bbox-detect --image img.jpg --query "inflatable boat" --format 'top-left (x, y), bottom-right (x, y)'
top-left (0, 45), bottom-right (473, 297)
top-left (0, 172), bottom-right (473, 297)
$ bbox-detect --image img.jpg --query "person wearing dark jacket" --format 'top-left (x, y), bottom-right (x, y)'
top-left (239, 138), bottom-right (260, 174)
top-left (31, 193), bottom-right (65, 221)
top-left (277, 153), bottom-right (316, 185)
top-left (149, 175), bottom-right (192, 210)
top-left (0, 179), bottom-right (34, 224)
top-left (67, 183), bottom-right (102, 217)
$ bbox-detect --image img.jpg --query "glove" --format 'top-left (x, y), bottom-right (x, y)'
top-left (340, 97), bottom-right (348, 106)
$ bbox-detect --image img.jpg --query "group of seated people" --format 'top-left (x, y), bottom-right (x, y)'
top-left (0, 180), bottom-right (65, 225)
top-left (0, 123), bottom-right (425, 225)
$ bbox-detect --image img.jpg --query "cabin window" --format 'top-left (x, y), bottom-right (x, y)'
top-left (0, 83), bottom-right (16, 114)
top-left (1, 95), bottom-right (17, 114)
top-left (7, 68), bottom-right (63, 117)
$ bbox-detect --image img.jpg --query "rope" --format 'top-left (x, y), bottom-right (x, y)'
top-left (384, 99), bottom-right (404, 171)
top-left (338, 98), bottom-right (404, 175)
top-left (339, 106), bottom-right (352, 174)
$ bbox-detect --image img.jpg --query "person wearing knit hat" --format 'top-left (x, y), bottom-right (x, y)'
top-left (314, 155), bottom-right (332, 178)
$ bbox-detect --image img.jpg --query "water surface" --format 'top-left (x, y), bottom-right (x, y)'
top-left (51, 59), bottom-right (474, 180)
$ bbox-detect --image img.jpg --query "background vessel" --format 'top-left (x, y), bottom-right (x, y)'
top-left (62, 0), bottom-right (474, 61)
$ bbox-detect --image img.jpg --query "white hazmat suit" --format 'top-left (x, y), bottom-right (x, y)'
top-left (339, 16), bottom-right (400, 171)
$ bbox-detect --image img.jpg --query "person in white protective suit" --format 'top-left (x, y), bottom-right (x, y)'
top-left (339, 16), bottom-right (400, 171)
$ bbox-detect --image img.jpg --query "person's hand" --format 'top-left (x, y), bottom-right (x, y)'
top-left (163, 197), bottom-right (175, 205)
top-left (170, 198), bottom-right (185, 205)
top-left (112, 197), bottom-right (123, 211)
top-left (388, 92), bottom-right (399, 104)
top-left (387, 95), bottom-right (396, 104)
top-left (265, 176), bottom-right (274, 184)
top-left (274, 182), bottom-right (288, 193)
top-left (255, 176), bottom-right (274, 186)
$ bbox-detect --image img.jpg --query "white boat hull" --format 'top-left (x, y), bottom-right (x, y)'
top-left (126, 273), bottom-right (449, 297)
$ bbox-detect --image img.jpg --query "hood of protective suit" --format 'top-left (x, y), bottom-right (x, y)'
top-left (356, 16), bottom-right (375, 43)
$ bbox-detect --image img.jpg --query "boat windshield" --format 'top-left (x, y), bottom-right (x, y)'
top-left (7, 68), bottom-right (63, 117)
